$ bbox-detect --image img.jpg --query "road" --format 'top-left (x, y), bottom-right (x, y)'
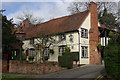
top-left (3, 64), bottom-right (106, 80)
top-left (40, 64), bottom-right (106, 79)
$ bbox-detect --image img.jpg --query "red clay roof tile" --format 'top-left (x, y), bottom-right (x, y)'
top-left (24, 10), bottom-right (89, 38)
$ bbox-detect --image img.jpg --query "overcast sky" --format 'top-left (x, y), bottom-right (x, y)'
top-left (1, 0), bottom-right (120, 24)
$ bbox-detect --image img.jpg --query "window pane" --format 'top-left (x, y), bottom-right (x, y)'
top-left (63, 34), bottom-right (66, 40)
top-left (81, 28), bottom-right (88, 38)
top-left (81, 29), bottom-right (84, 37)
top-left (85, 47), bottom-right (88, 57)
top-left (81, 46), bottom-right (88, 58)
top-left (45, 48), bottom-right (49, 56)
top-left (30, 38), bottom-right (34, 44)
top-left (82, 50), bottom-right (84, 57)
top-left (85, 30), bottom-right (88, 38)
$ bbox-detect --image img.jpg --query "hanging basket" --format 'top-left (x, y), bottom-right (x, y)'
top-left (97, 43), bottom-right (102, 52)
top-left (49, 49), bottom-right (54, 54)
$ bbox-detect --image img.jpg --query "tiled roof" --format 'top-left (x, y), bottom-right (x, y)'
top-left (24, 10), bottom-right (89, 38)
top-left (11, 43), bottom-right (21, 49)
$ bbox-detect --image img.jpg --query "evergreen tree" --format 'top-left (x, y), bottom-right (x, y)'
top-left (2, 14), bottom-right (17, 60)
top-left (99, 8), bottom-right (118, 28)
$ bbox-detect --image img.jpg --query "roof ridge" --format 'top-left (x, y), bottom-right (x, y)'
top-left (36, 10), bottom-right (89, 26)
top-left (23, 10), bottom-right (90, 38)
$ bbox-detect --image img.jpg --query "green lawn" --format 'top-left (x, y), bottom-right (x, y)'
top-left (1, 75), bottom-right (32, 80)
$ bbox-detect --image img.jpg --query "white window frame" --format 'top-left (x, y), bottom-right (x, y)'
top-left (29, 49), bottom-right (35, 56)
top-left (58, 46), bottom-right (66, 55)
top-left (44, 47), bottom-right (49, 56)
top-left (81, 28), bottom-right (88, 38)
top-left (59, 34), bottom-right (66, 41)
top-left (81, 46), bottom-right (88, 58)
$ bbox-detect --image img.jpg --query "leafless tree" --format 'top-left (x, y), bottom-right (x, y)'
top-left (31, 30), bottom-right (62, 63)
top-left (67, 2), bottom-right (118, 15)
top-left (17, 10), bottom-right (44, 24)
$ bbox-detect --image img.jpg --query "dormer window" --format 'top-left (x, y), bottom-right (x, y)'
top-left (59, 34), bottom-right (66, 41)
top-left (30, 38), bottom-right (34, 44)
top-left (81, 28), bottom-right (88, 38)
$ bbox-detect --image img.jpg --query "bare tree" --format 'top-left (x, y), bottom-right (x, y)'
top-left (68, 2), bottom-right (118, 15)
top-left (31, 30), bottom-right (62, 63)
top-left (17, 10), bottom-right (44, 24)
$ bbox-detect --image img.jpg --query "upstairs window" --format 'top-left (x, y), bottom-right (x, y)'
top-left (69, 34), bottom-right (73, 42)
top-left (81, 28), bottom-right (88, 38)
top-left (81, 46), bottom-right (88, 58)
top-left (30, 38), bottom-right (34, 44)
top-left (59, 34), bottom-right (66, 41)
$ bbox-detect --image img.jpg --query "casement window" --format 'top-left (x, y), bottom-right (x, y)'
top-left (81, 28), bottom-right (88, 38)
top-left (69, 34), bottom-right (73, 42)
top-left (101, 37), bottom-right (105, 46)
top-left (30, 38), bottom-right (34, 44)
top-left (44, 47), bottom-right (49, 56)
top-left (59, 34), bottom-right (66, 41)
top-left (101, 37), bottom-right (110, 46)
top-left (81, 46), bottom-right (88, 58)
top-left (58, 45), bottom-right (66, 55)
top-left (29, 49), bottom-right (35, 56)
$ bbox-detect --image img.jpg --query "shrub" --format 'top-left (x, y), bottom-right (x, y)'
top-left (22, 53), bottom-right (27, 60)
top-left (71, 52), bottom-right (79, 61)
top-left (104, 34), bottom-right (120, 80)
top-left (28, 56), bottom-right (34, 61)
top-left (13, 56), bottom-right (20, 60)
top-left (44, 56), bottom-right (49, 60)
top-left (58, 52), bottom-right (79, 69)
top-left (62, 52), bottom-right (79, 61)
top-left (58, 54), bottom-right (73, 69)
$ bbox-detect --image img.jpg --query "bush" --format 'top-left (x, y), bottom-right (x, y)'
top-left (58, 52), bottom-right (79, 69)
top-left (58, 54), bottom-right (73, 69)
top-left (71, 52), bottom-right (79, 61)
top-left (104, 34), bottom-right (120, 80)
top-left (44, 56), bottom-right (49, 60)
top-left (22, 53), bottom-right (27, 60)
top-left (62, 52), bottom-right (79, 61)
top-left (28, 56), bottom-right (34, 61)
top-left (13, 56), bottom-right (20, 60)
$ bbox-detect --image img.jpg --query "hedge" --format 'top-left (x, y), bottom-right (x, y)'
top-left (58, 52), bottom-right (79, 69)
top-left (104, 34), bottom-right (120, 80)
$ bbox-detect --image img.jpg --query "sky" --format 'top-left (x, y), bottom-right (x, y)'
top-left (1, 0), bottom-right (120, 24)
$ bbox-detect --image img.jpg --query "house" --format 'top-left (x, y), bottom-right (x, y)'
top-left (16, 2), bottom-right (111, 64)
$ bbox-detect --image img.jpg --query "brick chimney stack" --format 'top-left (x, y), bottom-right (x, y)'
top-left (89, 2), bottom-right (101, 64)
top-left (89, 2), bottom-right (98, 31)
top-left (23, 18), bottom-right (30, 28)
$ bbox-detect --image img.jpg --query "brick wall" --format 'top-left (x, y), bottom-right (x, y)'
top-left (2, 60), bottom-right (8, 72)
top-left (9, 60), bottom-right (62, 74)
top-left (89, 2), bottom-right (101, 64)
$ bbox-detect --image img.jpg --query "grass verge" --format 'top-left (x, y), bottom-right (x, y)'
top-left (1, 75), bottom-right (32, 80)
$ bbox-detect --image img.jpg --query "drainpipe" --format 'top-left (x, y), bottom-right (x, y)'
top-left (78, 30), bottom-right (81, 66)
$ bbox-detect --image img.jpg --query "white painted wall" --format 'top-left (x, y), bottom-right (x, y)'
top-left (78, 13), bottom-right (91, 64)
top-left (22, 13), bottom-right (91, 64)
top-left (48, 32), bottom-right (79, 62)
top-left (22, 32), bottom-right (79, 62)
